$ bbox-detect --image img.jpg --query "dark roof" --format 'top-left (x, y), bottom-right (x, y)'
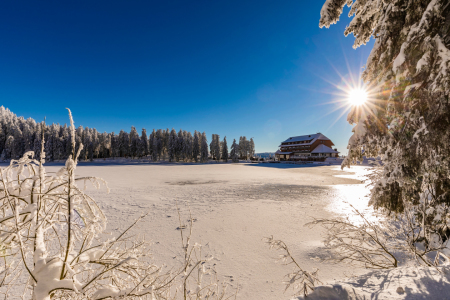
top-left (281, 133), bottom-right (331, 144)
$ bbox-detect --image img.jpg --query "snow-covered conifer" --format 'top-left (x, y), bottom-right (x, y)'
top-left (320, 0), bottom-right (450, 214)
top-left (119, 130), bottom-right (130, 157)
top-left (230, 138), bottom-right (239, 163)
top-left (249, 137), bottom-right (255, 159)
top-left (200, 132), bottom-right (208, 163)
top-left (193, 131), bottom-right (200, 162)
top-left (129, 126), bottom-right (140, 158)
top-left (184, 131), bottom-right (193, 161)
top-left (176, 129), bottom-right (184, 161)
top-left (156, 129), bottom-right (163, 160)
top-left (141, 128), bottom-right (148, 157)
top-left (168, 128), bottom-right (177, 162)
top-left (222, 136), bottom-right (229, 162)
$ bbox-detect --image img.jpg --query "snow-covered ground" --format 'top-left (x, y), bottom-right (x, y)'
top-left (28, 161), bottom-right (370, 299)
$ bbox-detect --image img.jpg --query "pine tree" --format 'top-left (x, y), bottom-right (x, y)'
top-left (249, 138), bottom-right (255, 159)
top-left (176, 129), bottom-right (184, 162)
top-left (33, 124), bottom-right (42, 160)
top-left (149, 129), bottom-right (155, 160)
top-left (141, 128), bottom-right (148, 157)
top-left (193, 131), bottom-right (200, 162)
top-left (320, 0), bottom-right (450, 214)
top-left (119, 130), bottom-right (130, 158)
top-left (200, 132), bottom-right (208, 163)
top-left (168, 128), bottom-right (177, 162)
top-left (129, 126), bottom-right (139, 159)
top-left (222, 136), bottom-right (229, 162)
top-left (11, 124), bottom-right (24, 159)
top-left (184, 131), bottom-right (193, 162)
top-left (230, 139), bottom-right (239, 163)
top-left (212, 134), bottom-right (220, 161)
top-left (156, 129), bottom-right (163, 160)
top-left (0, 126), bottom-right (5, 157)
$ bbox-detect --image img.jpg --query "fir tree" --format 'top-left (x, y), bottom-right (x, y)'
top-left (176, 129), bottom-right (184, 162)
top-left (149, 129), bottom-right (155, 159)
top-left (129, 126), bottom-right (139, 159)
top-left (230, 139), bottom-right (239, 163)
top-left (249, 138), bottom-right (255, 159)
top-left (200, 132), bottom-right (208, 163)
top-left (193, 131), bottom-right (200, 162)
top-left (222, 136), bottom-right (229, 162)
top-left (320, 0), bottom-right (450, 216)
top-left (141, 128), bottom-right (148, 157)
top-left (168, 128), bottom-right (177, 162)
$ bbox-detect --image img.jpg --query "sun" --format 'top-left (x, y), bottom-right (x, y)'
top-left (348, 88), bottom-right (368, 106)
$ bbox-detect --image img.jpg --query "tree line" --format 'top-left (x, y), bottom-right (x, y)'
top-left (0, 106), bottom-right (255, 162)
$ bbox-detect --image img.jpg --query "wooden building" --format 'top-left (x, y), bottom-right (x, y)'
top-left (275, 133), bottom-right (339, 161)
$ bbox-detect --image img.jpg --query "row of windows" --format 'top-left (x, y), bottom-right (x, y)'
top-left (283, 140), bottom-right (312, 145)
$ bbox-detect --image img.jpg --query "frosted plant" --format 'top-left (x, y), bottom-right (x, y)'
top-left (0, 110), bottom-right (170, 299)
top-left (307, 203), bottom-right (450, 270)
top-left (174, 203), bottom-right (237, 300)
top-left (264, 236), bottom-right (321, 298)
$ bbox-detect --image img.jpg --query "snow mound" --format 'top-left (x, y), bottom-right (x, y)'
top-left (297, 265), bottom-right (450, 299)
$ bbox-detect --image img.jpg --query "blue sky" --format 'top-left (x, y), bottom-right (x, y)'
top-left (1, 1), bottom-right (373, 154)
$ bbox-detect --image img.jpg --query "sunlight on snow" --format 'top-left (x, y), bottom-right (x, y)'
top-left (327, 166), bottom-right (379, 224)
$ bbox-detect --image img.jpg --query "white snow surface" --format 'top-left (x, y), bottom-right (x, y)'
top-left (22, 161), bottom-right (450, 299)
top-left (32, 162), bottom-right (368, 299)
top-left (297, 264), bottom-right (450, 300)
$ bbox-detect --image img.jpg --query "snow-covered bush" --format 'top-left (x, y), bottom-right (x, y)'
top-left (308, 203), bottom-right (450, 269)
top-left (0, 109), bottom-right (234, 299)
top-left (264, 236), bottom-right (321, 298)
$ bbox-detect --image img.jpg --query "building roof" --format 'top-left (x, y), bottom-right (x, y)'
top-left (281, 133), bottom-right (331, 144)
top-left (311, 144), bottom-right (339, 154)
top-left (275, 150), bottom-right (293, 155)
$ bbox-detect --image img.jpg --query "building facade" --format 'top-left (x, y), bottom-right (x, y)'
top-left (275, 133), bottom-right (339, 160)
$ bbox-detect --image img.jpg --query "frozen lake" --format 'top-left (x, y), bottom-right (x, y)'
top-left (40, 162), bottom-right (372, 300)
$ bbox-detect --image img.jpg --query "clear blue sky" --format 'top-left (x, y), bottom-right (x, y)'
top-left (1, 1), bottom-right (373, 154)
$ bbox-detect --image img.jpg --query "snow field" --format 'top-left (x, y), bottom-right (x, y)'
top-left (39, 162), bottom-right (371, 299)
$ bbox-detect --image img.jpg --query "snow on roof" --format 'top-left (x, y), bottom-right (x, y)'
top-left (275, 150), bottom-right (293, 155)
top-left (281, 133), bottom-right (331, 144)
top-left (311, 144), bottom-right (339, 154)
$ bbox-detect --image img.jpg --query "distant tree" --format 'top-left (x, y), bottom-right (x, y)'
top-left (183, 131), bottom-right (193, 162)
top-left (213, 134), bottom-right (220, 161)
top-left (176, 129), bottom-right (184, 162)
top-left (168, 128), bottom-right (177, 162)
top-left (193, 131), bottom-right (200, 162)
top-left (230, 139), bottom-right (239, 163)
top-left (129, 126), bottom-right (140, 159)
top-left (141, 128), bottom-right (148, 157)
top-left (200, 132), bottom-right (208, 163)
top-left (156, 129), bottom-right (163, 160)
top-left (209, 134), bottom-right (221, 161)
top-left (119, 130), bottom-right (129, 158)
top-left (222, 136), bottom-right (229, 162)
top-left (249, 138), bottom-right (255, 158)
top-left (149, 129), bottom-right (155, 159)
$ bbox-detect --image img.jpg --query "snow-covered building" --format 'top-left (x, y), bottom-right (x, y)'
top-left (275, 133), bottom-right (339, 160)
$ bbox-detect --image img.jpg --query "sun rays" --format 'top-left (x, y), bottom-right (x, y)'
top-left (348, 88), bottom-right (368, 106)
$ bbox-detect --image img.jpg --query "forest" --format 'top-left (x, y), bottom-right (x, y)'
top-left (0, 106), bottom-right (255, 162)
